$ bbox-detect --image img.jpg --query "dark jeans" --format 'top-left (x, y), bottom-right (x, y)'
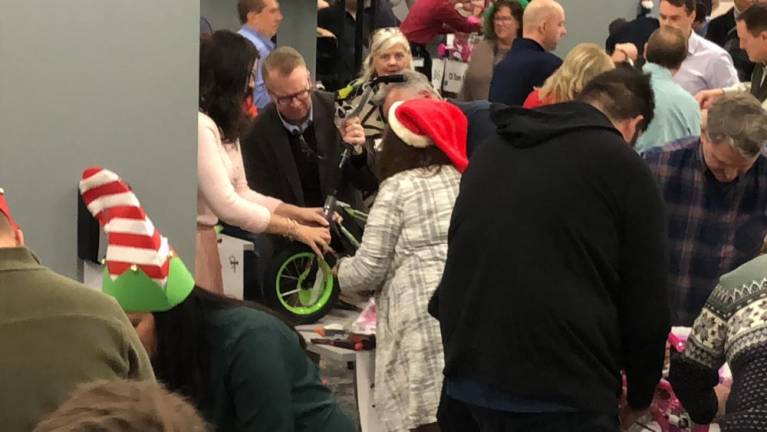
top-left (438, 392), bottom-right (619, 432)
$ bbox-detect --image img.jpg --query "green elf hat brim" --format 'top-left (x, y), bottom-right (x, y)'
top-left (102, 256), bottom-right (195, 313)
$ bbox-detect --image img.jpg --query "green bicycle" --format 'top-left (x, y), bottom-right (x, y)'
top-left (262, 73), bottom-right (404, 324)
top-left (262, 201), bottom-right (368, 324)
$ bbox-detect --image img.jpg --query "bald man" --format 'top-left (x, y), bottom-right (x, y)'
top-left (488, 0), bottom-right (566, 105)
top-left (0, 189), bottom-right (153, 430)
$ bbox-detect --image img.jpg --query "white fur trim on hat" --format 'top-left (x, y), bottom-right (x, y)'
top-left (388, 101), bottom-right (432, 148)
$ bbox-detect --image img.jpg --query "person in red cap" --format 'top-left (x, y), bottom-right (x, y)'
top-left (336, 98), bottom-right (468, 432)
top-left (0, 188), bottom-right (154, 431)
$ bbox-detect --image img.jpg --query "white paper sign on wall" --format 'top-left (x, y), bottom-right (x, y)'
top-left (442, 60), bottom-right (468, 94)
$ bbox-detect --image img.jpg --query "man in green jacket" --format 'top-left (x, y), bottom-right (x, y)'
top-left (0, 188), bottom-right (154, 432)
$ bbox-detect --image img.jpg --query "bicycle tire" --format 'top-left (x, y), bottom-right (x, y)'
top-left (262, 243), bottom-right (339, 324)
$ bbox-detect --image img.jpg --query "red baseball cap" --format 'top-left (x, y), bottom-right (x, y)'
top-left (0, 188), bottom-right (19, 231)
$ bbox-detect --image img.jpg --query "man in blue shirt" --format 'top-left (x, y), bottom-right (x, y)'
top-left (237, 0), bottom-right (284, 109)
top-left (488, 0), bottom-right (566, 106)
top-left (636, 27), bottom-right (701, 154)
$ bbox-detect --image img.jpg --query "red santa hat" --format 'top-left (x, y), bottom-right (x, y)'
top-left (0, 188), bottom-right (19, 231)
top-left (387, 99), bottom-right (469, 172)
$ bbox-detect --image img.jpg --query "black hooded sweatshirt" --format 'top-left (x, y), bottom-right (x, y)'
top-left (431, 102), bottom-right (671, 414)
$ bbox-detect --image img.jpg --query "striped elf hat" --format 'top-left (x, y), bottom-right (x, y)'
top-left (78, 167), bottom-right (194, 312)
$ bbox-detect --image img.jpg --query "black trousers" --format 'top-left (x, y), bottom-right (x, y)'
top-left (438, 391), bottom-right (619, 432)
top-left (410, 42), bottom-right (433, 82)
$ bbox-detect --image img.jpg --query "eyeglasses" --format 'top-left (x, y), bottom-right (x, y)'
top-left (270, 84), bottom-right (313, 106)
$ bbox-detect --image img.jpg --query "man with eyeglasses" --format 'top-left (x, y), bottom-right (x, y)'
top-left (644, 94), bottom-right (767, 326)
top-left (237, 0), bottom-right (284, 109)
top-left (241, 47), bottom-right (377, 217)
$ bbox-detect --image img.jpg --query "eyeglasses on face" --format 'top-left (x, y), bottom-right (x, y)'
top-left (270, 84), bottom-right (313, 106)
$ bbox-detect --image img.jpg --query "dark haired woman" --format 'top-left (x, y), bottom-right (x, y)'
top-left (197, 30), bottom-right (331, 294)
top-left (79, 167), bottom-right (355, 432)
top-left (458, 0), bottom-right (524, 101)
top-left (336, 99), bottom-right (469, 432)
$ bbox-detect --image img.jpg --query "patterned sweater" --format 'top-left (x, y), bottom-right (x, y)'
top-left (337, 166), bottom-right (460, 432)
top-left (669, 253), bottom-right (767, 431)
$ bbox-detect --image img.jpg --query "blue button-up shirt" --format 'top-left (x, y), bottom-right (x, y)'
top-left (636, 63), bottom-right (701, 154)
top-left (644, 137), bottom-right (767, 325)
top-left (673, 32), bottom-right (739, 96)
top-left (238, 26), bottom-right (275, 109)
top-left (278, 108), bottom-right (314, 135)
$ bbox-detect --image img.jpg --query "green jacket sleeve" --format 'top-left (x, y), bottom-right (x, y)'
top-left (228, 324), bottom-right (297, 432)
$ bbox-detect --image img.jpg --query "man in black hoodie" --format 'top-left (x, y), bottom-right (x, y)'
top-left (431, 67), bottom-right (671, 431)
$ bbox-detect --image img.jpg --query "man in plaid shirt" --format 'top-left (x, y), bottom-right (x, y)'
top-left (644, 94), bottom-right (767, 325)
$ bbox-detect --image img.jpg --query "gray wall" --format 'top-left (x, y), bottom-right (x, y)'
top-left (201, 0), bottom-right (242, 32)
top-left (0, 0), bottom-right (199, 279)
top-left (555, 0), bottom-right (641, 56)
top-left (200, 0), bottom-right (318, 76)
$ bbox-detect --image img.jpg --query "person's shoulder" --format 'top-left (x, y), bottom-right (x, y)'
top-left (708, 7), bottom-right (734, 29)
top-left (693, 32), bottom-right (730, 56)
top-left (474, 38), bottom-right (496, 52)
top-left (250, 104), bottom-right (279, 128)
top-left (643, 136), bottom-right (699, 163)
top-left (308, 90), bottom-right (338, 125)
top-left (210, 306), bottom-right (295, 343)
top-left (313, 89), bottom-right (337, 108)
top-left (541, 51), bottom-right (563, 68)
top-left (16, 267), bottom-right (129, 323)
top-left (198, 111), bottom-right (217, 129)
top-left (711, 254), bottom-right (767, 309)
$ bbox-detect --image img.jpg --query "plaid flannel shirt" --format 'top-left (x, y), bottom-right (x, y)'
top-left (644, 137), bottom-right (767, 325)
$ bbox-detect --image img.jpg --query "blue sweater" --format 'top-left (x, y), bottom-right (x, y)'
top-left (488, 38), bottom-right (562, 106)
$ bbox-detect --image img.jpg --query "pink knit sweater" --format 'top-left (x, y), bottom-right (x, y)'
top-left (197, 112), bottom-right (282, 233)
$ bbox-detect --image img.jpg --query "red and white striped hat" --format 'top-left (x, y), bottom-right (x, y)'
top-left (79, 167), bottom-right (194, 312)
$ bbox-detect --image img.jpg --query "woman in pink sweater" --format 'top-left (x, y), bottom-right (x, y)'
top-left (197, 31), bottom-right (331, 293)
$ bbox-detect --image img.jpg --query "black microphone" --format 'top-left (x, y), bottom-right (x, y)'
top-left (372, 74), bottom-right (406, 86)
top-left (291, 129), bottom-right (326, 160)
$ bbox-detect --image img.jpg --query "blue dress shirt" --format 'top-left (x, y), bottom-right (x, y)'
top-left (238, 26), bottom-right (275, 109)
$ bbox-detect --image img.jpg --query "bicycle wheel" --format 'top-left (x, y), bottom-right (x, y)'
top-left (263, 244), bottom-right (339, 324)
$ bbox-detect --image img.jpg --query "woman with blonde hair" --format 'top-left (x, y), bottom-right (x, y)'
top-left (523, 43), bottom-right (615, 109)
top-left (337, 27), bottom-right (416, 141)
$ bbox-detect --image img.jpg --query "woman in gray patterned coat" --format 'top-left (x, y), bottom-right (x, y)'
top-left (669, 252), bottom-right (767, 431)
top-left (336, 98), bottom-right (469, 432)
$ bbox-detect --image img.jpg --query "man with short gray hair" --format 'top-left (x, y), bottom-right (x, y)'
top-left (644, 93), bottom-right (767, 325)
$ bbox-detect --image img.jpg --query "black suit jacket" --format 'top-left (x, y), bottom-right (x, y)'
top-left (751, 64), bottom-right (767, 102)
top-left (240, 90), bottom-right (377, 210)
top-left (707, 8), bottom-right (755, 82)
top-left (706, 7), bottom-right (735, 47)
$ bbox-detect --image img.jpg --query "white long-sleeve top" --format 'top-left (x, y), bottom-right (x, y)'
top-left (197, 112), bottom-right (282, 233)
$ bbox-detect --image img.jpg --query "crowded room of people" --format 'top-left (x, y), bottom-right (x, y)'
top-left (4, 0), bottom-right (767, 431)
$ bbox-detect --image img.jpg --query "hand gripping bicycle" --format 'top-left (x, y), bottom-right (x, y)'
top-left (262, 74), bottom-right (405, 324)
